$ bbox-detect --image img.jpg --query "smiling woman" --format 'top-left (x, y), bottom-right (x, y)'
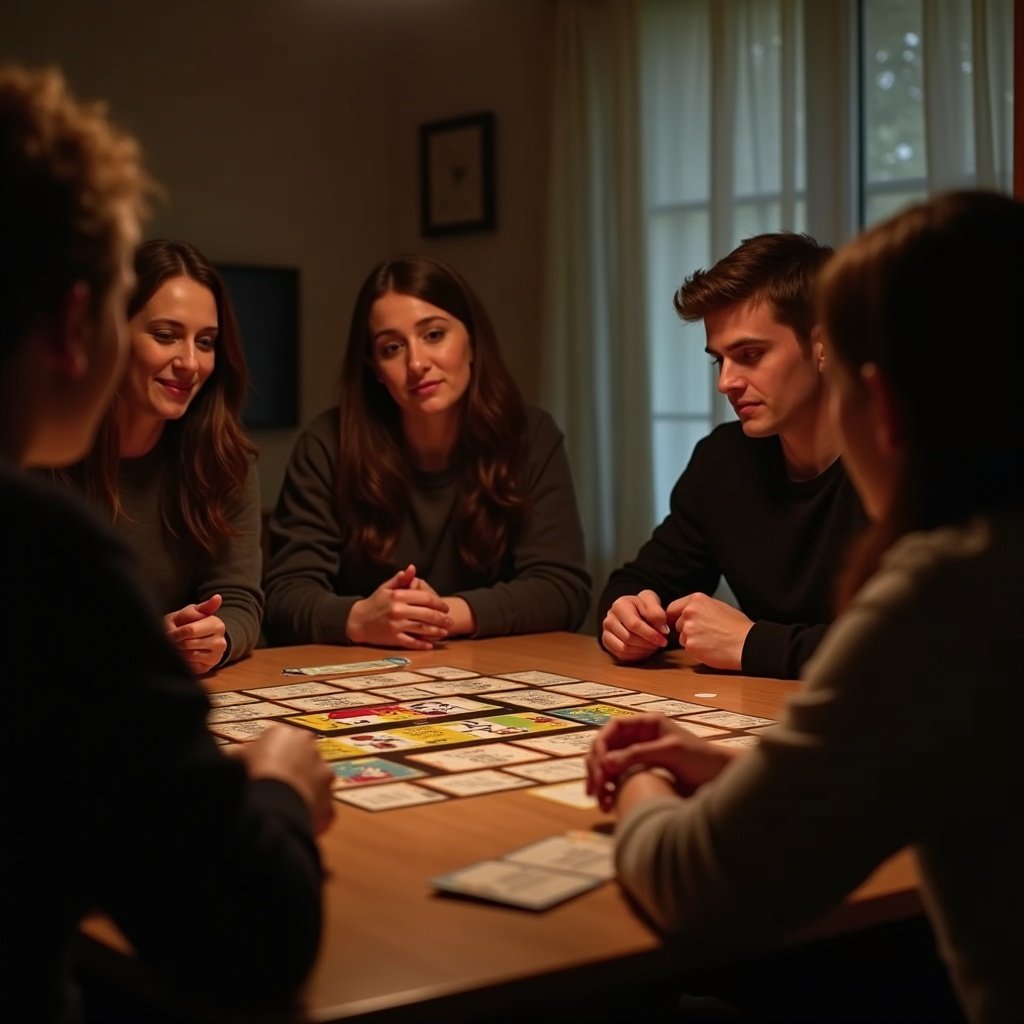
top-left (264, 254), bottom-right (591, 650)
top-left (59, 239), bottom-right (264, 672)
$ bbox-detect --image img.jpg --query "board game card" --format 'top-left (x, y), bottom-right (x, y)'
top-left (326, 671), bottom-right (433, 690)
top-left (209, 718), bottom-right (287, 742)
top-left (683, 710), bottom-right (776, 730)
top-left (431, 860), bottom-right (603, 911)
top-left (365, 685), bottom-right (439, 701)
top-left (456, 712), bottom-right (574, 738)
top-left (504, 757), bottom-right (586, 783)
top-left (712, 734), bottom-right (761, 748)
top-left (529, 780), bottom-right (598, 809)
top-left (206, 701), bottom-right (295, 724)
top-left (323, 730), bottom-right (420, 753)
top-left (329, 757), bottom-right (425, 787)
top-left (671, 720), bottom-right (728, 738)
top-left (548, 703), bottom-right (640, 726)
top-left (546, 680), bottom-right (633, 698)
top-left (497, 670), bottom-right (580, 685)
top-left (207, 691), bottom-right (259, 708)
top-left (243, 681), bottom-right (341, 700)
top-left (334, 782), bottom-right (448, 811)
top-left (410, 677), bottom-right (527, 696)
top-left (278, 691), bottom-right (386, 713)
top-left (418, 770), bottom-right (532, 797)
top-left (512, 730), bottom-right (599, 756)
top-left (413, 666), bottom-right (480, 680)
top-left (282, 657), bottom-right (411, 676)
top-left (407, 743), bottom-right (546, 772)
top-left (601, 691), bottom-right (669, 707)
top-left (484, 689), bottom-right (585, 710)
top-left (505, 831), bottom-right (614, 880)
top-left (631, 698), bottom-right (715, 716)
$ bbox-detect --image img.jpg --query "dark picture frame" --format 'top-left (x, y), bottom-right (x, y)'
top-left (419, 111), bottom-right (496, 237)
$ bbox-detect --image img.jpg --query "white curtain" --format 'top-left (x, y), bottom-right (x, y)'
top-left (541, 0), bottom-right (653, 620)
top-left (923, 0), bottom-right (1015, 194)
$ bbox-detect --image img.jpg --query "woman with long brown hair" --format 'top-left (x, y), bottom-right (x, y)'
top-left (585, 191), bottom-right (1023, 1022)
top-left (265, 254), bottom-right (590, 649)
top-left (64, 238), bottom-right (263, 671)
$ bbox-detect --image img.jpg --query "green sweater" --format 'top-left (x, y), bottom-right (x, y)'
top-left (108, 446), bottom-right (264, 664)
top-left (264, 405), bottom-right (591, 644)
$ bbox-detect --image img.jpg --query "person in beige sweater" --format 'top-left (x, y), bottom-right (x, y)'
top-left (586, 190), bottom-right (1023, 1024)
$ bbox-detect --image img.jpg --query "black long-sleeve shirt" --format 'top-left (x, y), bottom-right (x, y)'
top-left (598, 423), bottom-right (867, 678)
top-left (0, 466), bottom-right (322, 1021)
top-left (264, 405), bottom-right (591, 644)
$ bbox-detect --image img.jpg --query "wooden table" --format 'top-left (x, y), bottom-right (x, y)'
top-left (199, 632), bottom-right (920, 1023)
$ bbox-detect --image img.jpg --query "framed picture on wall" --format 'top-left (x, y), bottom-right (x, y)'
top-left (419, 111), bottom-right (496, 237)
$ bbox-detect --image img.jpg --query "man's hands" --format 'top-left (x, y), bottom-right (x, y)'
top-left (601, 590), bottom-right (671, 661)
top-left (346, 564), bottom-right (454, 650)
top-left (165, 594), bottom-right (227, 675)
top-left (603, 589), bottom-right (753, 670)
top-left (666, 593), bottom-right (753, 671)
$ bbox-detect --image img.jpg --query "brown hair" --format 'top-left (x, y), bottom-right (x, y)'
top-left (820, 190), bottom-right (1024, 605)
top-left (0, 65), bottom-right (151, 358)
top-left (68, 239), bottom-right (256, 555)
top-left (674, 232), bottom-right (833, 348)
top-left (337, 255), bottom-right (526, 575)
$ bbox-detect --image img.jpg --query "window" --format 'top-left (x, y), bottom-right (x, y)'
top-left (641, 0), bottom-right (1014, 516)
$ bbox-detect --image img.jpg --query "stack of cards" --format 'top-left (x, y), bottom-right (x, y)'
top-left (431, 830), bottom-right (614, 911)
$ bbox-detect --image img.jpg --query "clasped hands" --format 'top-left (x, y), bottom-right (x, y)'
top-left (347, 564), bottom-right (474, 650)
top-left (585, 713), bottom-right (732, 813)
top-left (602, 589), bottom-right (753, 670)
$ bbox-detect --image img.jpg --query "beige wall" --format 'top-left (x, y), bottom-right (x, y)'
top-left (1, 0), bottom-right (554, 506)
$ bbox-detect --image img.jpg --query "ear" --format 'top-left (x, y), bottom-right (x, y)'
top-left (861, 362), bottom-right (903, 455)
top-left (48, 282), bottom-right (92, 380)
top-left (810, 327), bottom-right (825, 373)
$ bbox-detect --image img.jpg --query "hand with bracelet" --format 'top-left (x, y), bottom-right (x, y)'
top-left (585, 713), bottom-right (743, 813)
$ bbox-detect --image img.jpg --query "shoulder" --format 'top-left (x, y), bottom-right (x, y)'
top-left (523, 404), bottom-right (565, 446)
top-left (289, 409), bottom-right (340, 459)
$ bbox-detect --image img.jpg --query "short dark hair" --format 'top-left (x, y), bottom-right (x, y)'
top-left (674, 232), bottom-right (833, 348)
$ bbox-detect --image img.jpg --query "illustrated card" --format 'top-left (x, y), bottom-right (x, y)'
top-left (365, 685), bottom-right (439, 701)
top-left (512, 730), bottom-right (599, 756)
top-left (505, 831), bottom-right (614, 880)
top-left (282, 657), bottom-right (411, 677)
top-left (326, 671), bottom-right (433, 690)
top-left (529, 780), bottom-right (598, 809)
top-left (547, 681), bottom-right (633, 699)
top-left (315, 736), bottom-right (386, 761)
top-left (206, 701), bottom-right (295, 724)
top-left (209, 718), bottom-right (284, 742)
top-left (456, 713), bottom-right (574, 738)
top-left (243, 681), bottom-right (340, 700)
top-left (672, 720), bottom-right (728, 738)
top-left (505, 757), bottom-right (586, 783)
top-left (683, 710), bottom-right (776, 730)
top-left (324, 730), bottom-right (420, 754)
top-left (277, 691), bottom-right (386, 713)
top-left (496, 670), bottom-right (580, 686)
top-left (484, 689), bottom-right (585, 710)
top-left (548, 703), bottom-right (640, 726)
top-left (334, 782), bottom-right (448, 811)
top-left (712, 734), bottom-right (761, 748)
top-left (418, 770), bottom-right (532, 798)
top-left (431, 860), bottom-right (602, 911)
top-left (601, 691), bottom-right (669, 707)
top-left (631, 698), bottom-right (714, 716)
top-left (208, 691), bottom-right (259, 708)
top-left (286, 697), bottom-right (496, 734)
top-left (413, 666), bottom-right (480, 680)
top-left (410, 677), bottom-right (527, 696)
top-left (329, 757), bottom-right (425, 787)
top-left (407, 743), bottom-right (547, 772)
